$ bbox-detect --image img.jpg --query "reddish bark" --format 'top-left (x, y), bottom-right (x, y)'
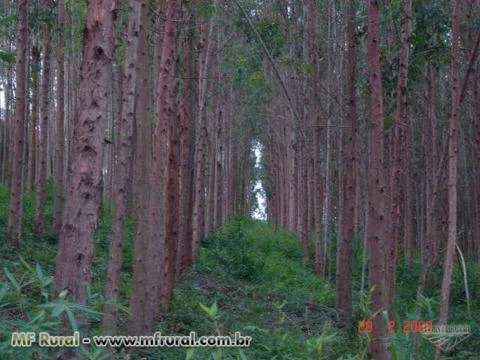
top-left (103, 0), bottom-right (142, 333)
top-left (34, 0), bottom-right (52, 238)
top-left (405, 117), bottom-right (415, 270)
top-left (6, 0), bottom-right (28, 246)
top-left (438, 0), bottom-right (461, 326)
top-left (367, 0), bottom-right (389, 357)
top-left (144, 0), bottom-right (180, 320)
top-left (54, 0), bottom-right (115, 305)
top-left (27, 46), bottom-right (40, 193)
top-left (1, 69), bottom-right (12, 185)
top-left (214, 101), bottom-right (224, 231)
top-left (161, 54), bottom-right (181, 309)
top-left (192, 18), bottom-right (212, 257)
top-left (128, 0), bottom-right (153, 336)
top-left (176, 29), bottom-right (195, 275)
top-left (474, 62), bottom-right (480, 262)
top-left (206, 75), bottom-right (217, 236)
top-left (336, 0), bottom-right (357, 326)
top-left (386, 0), bottom-right (411, 313)
top-left (52, 0), bottom-right (66, 235)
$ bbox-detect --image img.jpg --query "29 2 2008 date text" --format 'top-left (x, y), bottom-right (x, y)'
top-left (357, 320), bottom-right (433, 334)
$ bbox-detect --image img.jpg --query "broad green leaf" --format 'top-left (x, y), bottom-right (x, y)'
top-left (65, 307), bottom-right (78, 332)
top-left (4, 267), bottom-right (20, 291)
top-left (19, 256), bottom-right (33, 273)
top-left (199, 301), bottom-right (218, 321)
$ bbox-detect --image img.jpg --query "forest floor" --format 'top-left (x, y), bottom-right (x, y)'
top-left (0, 184), bottom-right (479, 359)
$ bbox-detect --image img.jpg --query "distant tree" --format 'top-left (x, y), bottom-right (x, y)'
top-left (27, 45), bottom-right (40, 193)
top-left (176, 26), bottom-right (195, 275)
top-left (385, 0), bottom-right (411, 314)
top-left (34, 0), bottom-right (53, 238)
top-left (192, 16), bottom-right (212, 258)
top-left (103, 0), bottom-right (142, 333)
top-left (52, 0), bottom-right (67, 236)
top-left (438, 0), bottom-right (461, 328)
top-left (6, 0), bottom-right (28, 246)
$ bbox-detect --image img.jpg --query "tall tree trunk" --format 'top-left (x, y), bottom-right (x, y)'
top-left (214, 101), bottom-right (224, 231)
top-left (161, 49), bottom-right (181, 309)
top-left (1, 68), bottom-right (12, 186)
top-left (176, 29), bottom-right (195, 275)
top-left (336, 0), bottom-right (357, 326)
top-left (192, 17), bottom-right (212, 257)
top-left (103, 0), bottom-right (141, 333)
top-left (322, 3), bottom-right (333, 277)
top-left (298, 133), bottom-right (309, 263)
top-left (206, 70), bottom-right (217, 236)
top-left (6, 0), bottom-right (28, 246)
top-left (52, 0), bottom-right (66, 235)
top-left (128, 0), bottom-right (153, 336)
top-left (312, 99), bottom-right (323, 273)
top-left (34, 0), bottom-right (52, 238)
top-left (142, 0), bottom-right (179, 330)
top-left (405, 115), bottom-right (415, 270)
top-left (27, 45), bottom-right (40, 193)
top-left (386, 0), bottom-right (411, 314)
top-left (438, 0), bottom-right (461, 328)
top-left (367, 0), bottom-right (389, 357)
top-left (54, 0), bottom-right (115, 306)
top-left (289, 130), bottom-right (298, 233)
top-left (474, 61), bottom-right (480, 263)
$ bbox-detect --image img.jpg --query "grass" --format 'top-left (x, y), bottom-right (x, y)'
top-left (149, 216), bottom-right (345, 359)
top-left (0, 184), bottom-right (479, 359)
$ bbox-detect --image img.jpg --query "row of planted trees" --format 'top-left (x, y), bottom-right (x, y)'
top-left (1, 0), bottom-right (262, 339)
top-left (260, 0), bottom-right (479, 357)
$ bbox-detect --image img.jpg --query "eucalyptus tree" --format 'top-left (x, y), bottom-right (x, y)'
top-left (438, 0), bottom-right (461, 328)
top-left (52, 0), bottom-right (67, 236)
top-left (366, 0), bottom-right (389, 357)
top-left (336, 0), bottom-right (357, 326)
top-left (54, 0), bottom-right (116, 307)
top-left (6, 0), bottom-right (28, 246)
top-left (103, 0), bottom-right (143, 333)
top-left (34, 0), bottom-right (53, 238)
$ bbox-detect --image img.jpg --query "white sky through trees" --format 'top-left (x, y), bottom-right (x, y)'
top-left (252, 142), bottom-right (266, 221)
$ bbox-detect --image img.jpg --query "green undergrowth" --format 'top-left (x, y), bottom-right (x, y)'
top-left (145, 216), bottom-right (349, 359)
top-left (0, 184), bottom-right (479, 359)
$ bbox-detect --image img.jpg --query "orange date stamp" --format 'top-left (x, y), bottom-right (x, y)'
top-left (357, 320), bottom-right (433, 334)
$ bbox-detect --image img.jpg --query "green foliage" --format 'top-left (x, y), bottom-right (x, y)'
top-left (0, 50), bottom-right (15, 65)
top-left (1, 184), bottom-right (480, 358)
top-left (255, 17), bottom-right (285, 58)
top-left (29, 0), bottom-right (56, 31)
top-left (200, 301), bottom-right (219, 323)
top-left (148, 217), bottom-right (344, 359)
top-left (305, 323), bottom-right (338, 359)
top-left (0, 260), bottom-right (103, 359)
top-left (64, 0), bottom-right (87, 56)
top-left (0, 182), bottom-right (56, 269)
top-left (235, 15), bottom-right (285, 58)
top-left (245, 70), bottom-right (265, 92)
top-left (190, 0), bottom-right (217, 19)
top-left (0, 1), bottom-right (16, 46)
top-left (410, 0), bottom-right (451, 76)
top-left (201, 217), bottom-right (260, 281)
